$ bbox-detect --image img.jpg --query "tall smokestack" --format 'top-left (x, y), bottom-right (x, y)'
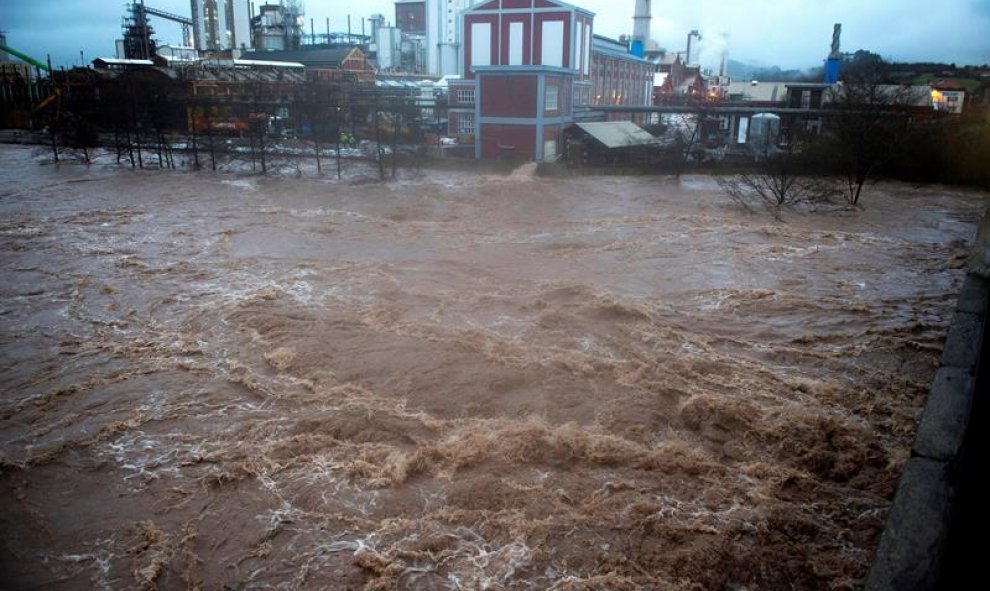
top-left (631, 0), bottom-right (651, 57)
top-left (686, 29), bottom-right (700, 66)
top-left (830, 23), bottom-right (842, 58)
top-left (824, 23), bottom-right (841, 83)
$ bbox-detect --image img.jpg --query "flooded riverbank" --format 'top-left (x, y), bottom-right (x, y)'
top-left (0, 145), bottom-right (984, 590)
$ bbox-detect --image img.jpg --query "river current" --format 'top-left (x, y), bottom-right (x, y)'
top-left (0, 145), bottom-right (984, 590)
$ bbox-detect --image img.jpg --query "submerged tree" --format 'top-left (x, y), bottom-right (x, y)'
top-left (717, 115), bottom-right (839, 219)
top-left (824, 58), bottom-right (920, 205)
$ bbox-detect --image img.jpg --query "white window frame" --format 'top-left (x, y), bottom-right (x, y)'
top-left (457, 89), bottom-right (475, 104)
top-left (545, 84), bottom-right (559, 111)
top-left (458, 113), bottom-right (475, 135)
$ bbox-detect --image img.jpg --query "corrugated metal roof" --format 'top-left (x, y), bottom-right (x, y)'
top-left (233, 59), bottom-right (305, 68)
top-left (93, 58), bottom-right (154, 66)
top-left (377, 79), bottom-right (422, 88)
top-left (240, 48), bottom-right (360, 68)
top-left (174, 65), bottom-right (308, 83)
top-left (576, 121), bottom-right (658, 148)
top-left (724, 81), bottom-right (786, 102)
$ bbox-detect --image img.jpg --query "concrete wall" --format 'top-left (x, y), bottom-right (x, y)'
top-left (864, 217), bottom-right (990, 590)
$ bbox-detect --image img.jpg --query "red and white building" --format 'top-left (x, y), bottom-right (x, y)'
top-left (448, 0), bottom-right (593, 160)
top-left (447, 0), bottom-right (653, 161)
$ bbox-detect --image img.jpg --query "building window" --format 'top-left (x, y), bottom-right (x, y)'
top-left (457, 89), bottom-right (475, 104)
top-left (458, 113), bottom-right (475, 134)
top-left (471, 22), bottom-right (492, 66)
top-left (545, 84), bottom-right (559, 111)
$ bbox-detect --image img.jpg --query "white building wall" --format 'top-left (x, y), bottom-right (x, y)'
top-left (508, 22), bottom-right (523, 66)
top-left (471, 22), bottom-right (491, 67)
top-left (377, 27), bottom-right (404, 70)
top-left (216, 0), bottom-right (231, 48)
top-left (230, 0), bottom-right (252, 50)
top-left (582, 23), bottom-right (591, 75)
top-left (541, 20), bottom-right (563, 67)
top-left (427, 0), bottom-right (479, 76)
top-left (192, 0), bottom-right (252, 51)
top-left (191, 0), bottom-right (207, 50)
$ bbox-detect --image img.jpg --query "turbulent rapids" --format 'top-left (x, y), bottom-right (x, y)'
top-left (0, 145), bottom-right (984, 590)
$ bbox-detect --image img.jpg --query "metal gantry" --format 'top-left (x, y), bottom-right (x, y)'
top-left (139, 4), bottom-right (194, 47)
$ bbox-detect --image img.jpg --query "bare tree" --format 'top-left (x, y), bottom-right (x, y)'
top-left (188, 103), bottom-right (201, 170)
top-left (334, 101), bottom-right (344, 180)
top-left (373, 90), bottom-right (385, 180)
top-left (717, 116), bottom-right (839, 219)
top-left (824, 58), bottom-right (920, 205)
top-left (307, 85), bottom-right (324, 175)
top-left (673, 112), bottom-right (705, 168)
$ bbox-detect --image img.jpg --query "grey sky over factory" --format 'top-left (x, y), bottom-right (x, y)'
top-left (2, 0), bottom-right (989, 70)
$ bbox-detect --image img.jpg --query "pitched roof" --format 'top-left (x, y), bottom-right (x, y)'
top-left (576, 121), bottom-right (659, 148)
top-left (592, 35), bottom-right (650, 63)
top-left (171, 64), bottom-right (308, 83)
top-left (931, 81), bottom-right (966, 91)
top-left (724, 81), bottom-right (787, 102)
top-left (93, 58), bottom-right (155, 67)
top-left (468, 0), bottom-right (593, 17)
top-left (240, 47), bottom-right (362, 69)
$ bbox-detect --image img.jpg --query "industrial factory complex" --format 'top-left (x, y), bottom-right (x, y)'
top-left (0, 0), bottom-right (981, 163)
top-left (1, 8), bottom-right (988, 587)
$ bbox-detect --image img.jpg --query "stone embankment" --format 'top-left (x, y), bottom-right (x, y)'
top-left (865, 215), bottom-right (990, 590)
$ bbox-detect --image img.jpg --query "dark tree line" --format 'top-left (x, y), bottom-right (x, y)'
top-left (716, 56), bottom-right (986, 217)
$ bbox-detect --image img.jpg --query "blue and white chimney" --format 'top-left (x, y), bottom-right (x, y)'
top-left (631, 0), bottom-right (651, 57)
top-left (824, 23), bottom-right (841, 83)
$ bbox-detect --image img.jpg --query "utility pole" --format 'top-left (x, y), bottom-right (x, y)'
top-left (375, 90), bottom-right (384, 180)
top-left (335, 103), bottom-right (342, 180)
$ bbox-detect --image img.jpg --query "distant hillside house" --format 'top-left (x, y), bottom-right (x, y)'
top-left (930, 83), bottom-right (966, 114)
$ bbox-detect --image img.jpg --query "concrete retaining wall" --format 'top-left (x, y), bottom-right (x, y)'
top-left (864, 221), bottom-right (989, 590)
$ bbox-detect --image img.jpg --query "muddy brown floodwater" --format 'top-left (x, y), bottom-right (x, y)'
top-left (0, 144), bottom-right (985, 590)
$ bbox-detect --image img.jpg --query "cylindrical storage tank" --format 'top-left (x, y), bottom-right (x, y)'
top-left (747, 113), bottom-right (781, 153)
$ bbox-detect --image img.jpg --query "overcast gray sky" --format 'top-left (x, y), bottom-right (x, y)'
top-left (2, 0), bottom-right (988, 70)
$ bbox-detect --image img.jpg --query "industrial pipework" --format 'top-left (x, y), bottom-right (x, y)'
top-left (0, 44), bottom-right (52, 72)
